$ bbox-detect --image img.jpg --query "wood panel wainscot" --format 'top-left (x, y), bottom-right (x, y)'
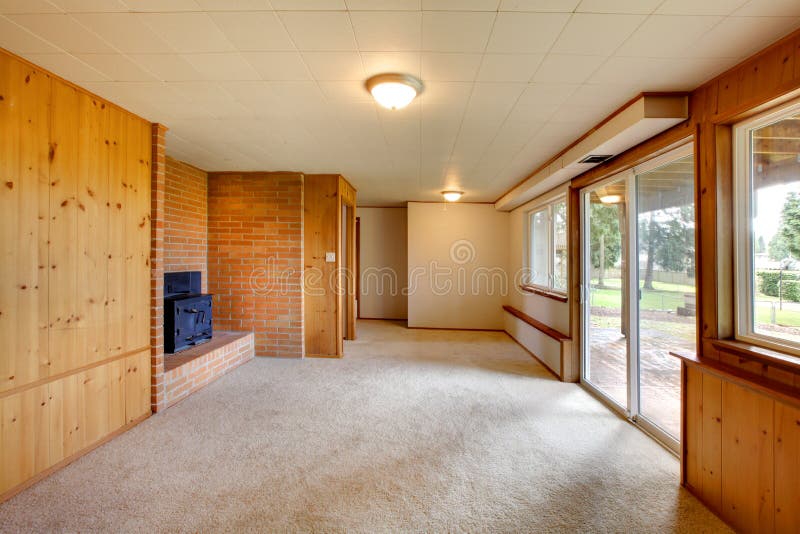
top-left (0, 48), bottom-right (152, 501)
top-left (672, 350), bottom-right (800, 533)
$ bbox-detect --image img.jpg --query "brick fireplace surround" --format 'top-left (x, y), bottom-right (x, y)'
top-left (150, 126), bottom-right (304, 412)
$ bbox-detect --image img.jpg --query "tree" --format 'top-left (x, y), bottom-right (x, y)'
top-left (590, 203), bottom-right (622, 288)
top-left (776, 192), bottom-right (800, 259)
top-left (638, 204), bottom-right (695, 289)
top-left (768, 233), bottom-right (790, 262)
top-left (756, 235), bottom-right (766, 254)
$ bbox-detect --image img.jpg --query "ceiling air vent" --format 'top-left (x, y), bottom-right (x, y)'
top-left (579, 154), bottom-right (614, 164)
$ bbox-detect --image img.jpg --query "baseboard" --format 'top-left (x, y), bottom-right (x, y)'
top-left (0, 412), bottom-right (151, 504)
top-left (407, 326), bottom-right (503, 332)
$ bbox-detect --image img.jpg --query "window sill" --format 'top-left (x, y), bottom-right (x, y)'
top-left (519, 285), bottom-right (568, 303)
top-left (711, 338), bottom-right (800, 374)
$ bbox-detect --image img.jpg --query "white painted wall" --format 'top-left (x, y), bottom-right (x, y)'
top-left (407, 202), bottom-right (509, 330)
top-left (358, 207), bottom-right (408, 320)
top-left (505, 184), bottom-right (571, 376)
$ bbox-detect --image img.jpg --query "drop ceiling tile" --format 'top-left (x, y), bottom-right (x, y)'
top-left (271, 0), bottom-right (346, 9)
top-left (551, 13), bottom-right (645, 55)
top-left (423, 0), bottom-right (500, 9)
top-left (125, 0), bottom-right (201, 11)
top-left (562, 82), bottom-right (637, 108)
top-left (487, 12), bottom-right (570, 53)
top-left (588, 56), bottom-right (731, 90)
top-left (422, 11), bottom-right (495, 52)
top-left (615, 15), bottom-right (723, 58)
top-left (0, 15), bottom-right (61, 53)
top-left (241, 51), bottom-right (312, 80)
top-left (76, 53), bottom-right (158, 81)
top-left (345, 0), bottom-right (421, 9)
top-left (318, 80), bottom-right (374, 103)
top-left (24, 52), bottom-right (109, 81)
top-left (361, 51), bottom-right (421, 77)
top-left (302, 51), bottom-right (365, 80)
top-left (48, 0), bottom-right (127, 11)
top-left (656, 0), bottom-right (748, 15)
top-left (463, 82), bottom-right (526, 121)
top-left (139, 13), bottom-right (235, 53)
top-left (574, 0), bottom-right (665, 13)
top-left (734, 0), bottom-right (800, 16)
top-left (220, 81), bottom-right (291, 118)
top-left (499, 0), bottom-right (580, 11)
top-left (128, 53), bottom-right (203, 81)
top-left (195, 0), bottom-right (272, 9)
top-left (350, 11), bottom-right (421, 51)
top-left (279, 11), bottom-right (357, 50)
top-left (181, 52), bottom-right (261, 81)
top-left (72, 13), bottom-right (175, 54)
top-left (476, 53), bottom-right (544, 82)
top-left (688, 15), bottom-right (800, 58)
top-left (7, 13), bottom-right (115, 53)
top-left (532, 53), bottom-right (606, 83)
top-left (421, 52), bottom-right (481, 81)
top-left (170, 81), bottom-right (252, 118)
top-left (511, 82), bottom-right (578, 120)
top-left (0, 1), bottom-right (62, 13)
top-left (210, 12), bottom-right (295, 51)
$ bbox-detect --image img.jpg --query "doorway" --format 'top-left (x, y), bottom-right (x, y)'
top-left (581, 144), bottom-right (696, 450)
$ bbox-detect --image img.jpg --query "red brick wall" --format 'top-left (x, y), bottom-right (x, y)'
top-left (207, 172), bottom-right (304, 358)
top-left (165, 157), bottom-right (208, 292)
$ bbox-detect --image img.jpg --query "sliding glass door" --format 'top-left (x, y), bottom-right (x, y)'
top-left (581, 144), bottom-right (696, 450)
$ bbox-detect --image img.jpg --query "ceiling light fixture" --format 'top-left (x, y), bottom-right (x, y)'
top-left (365, 73), bottom-right (423, 110)
top-left (599, 194), bottom-right (623, 204)
top-left (442, 190), bottom-right (463, 202)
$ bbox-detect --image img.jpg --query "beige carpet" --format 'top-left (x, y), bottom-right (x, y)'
top-left (0, 320), bottom-right (729, 533)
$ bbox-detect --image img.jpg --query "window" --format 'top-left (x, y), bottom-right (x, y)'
top-left (735, 99), bottom-right (800, 351)
top-left (526, 197), bottom-right (567, 293)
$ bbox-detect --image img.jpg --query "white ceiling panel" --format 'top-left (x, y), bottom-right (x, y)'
top-left (532, 53), bottom-right (606, 84)
top-left (242, 51), bottom-right (313, 80)
top-left (139, 13), bottom-right (235, 53)
top-left (182, 52), bottom-right (261, 81)
top-left (350, 11), bottom-right (421, 51)
top-left (552, 13), bottom-right (646, 55)
top-left (616, 15), bottom-right (723, 58)
top-left (278, 11), bottom-right (357, 51)
top-left (48, 0), bottom-right (127, 12)
top-left (734, 0), bottom-right (800, 17)
top-left (421, 52), bottom-right (482, 81)
top-left (0, 1), bottom-right (62, 14)
top-left (656, 0), bottom-right (748, 16)
top-left (1, 3), bottom-right (797, 204)
top-left (574, 0), bottom-right (660, 14)
top-left (7, 13), bottom-right (115, 53)
top-left (0, 15), bottom-right (61, 54)
top-left (499, 0), bottom-right (580, 12)
top-left (76, 53), bottom-right (158, 81)
top-left (476, 53), bottom-right (544, 82)
top-left (487, 12), bottom-right (570, 53)
top-left (210, 12), bottom-right (295, 51)
top-left (72, 13), bottom-right (176, 54)
top-left (128, 53), bottom-right (203, 81)
top-left (422, 11), bottom-right (495, 52)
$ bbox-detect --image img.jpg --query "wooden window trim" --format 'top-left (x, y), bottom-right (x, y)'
top-left (519, 284), bottom-right (568, 303)
top-left (710, 338), bottom-right (800, 373)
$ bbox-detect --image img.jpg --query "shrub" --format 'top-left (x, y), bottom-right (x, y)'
top-left (757, 271), bottom-right (800, 302)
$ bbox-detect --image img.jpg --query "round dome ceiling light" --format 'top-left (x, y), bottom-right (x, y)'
top-left (365, 73), bottom-right (424, 110)
top-left (442, 190), bottom-right (464, 202)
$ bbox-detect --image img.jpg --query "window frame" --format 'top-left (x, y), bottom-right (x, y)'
top-left (523, 194), bottom-right (568, 296)
top-left (733, 97), bottom-right (800, 356)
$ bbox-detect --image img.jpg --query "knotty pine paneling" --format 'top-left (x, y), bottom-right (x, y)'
top-left (0, 49), bottom-right (151, 499)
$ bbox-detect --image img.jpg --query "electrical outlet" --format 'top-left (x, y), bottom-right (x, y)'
top-left (325, 252), bottom-right (336, 263)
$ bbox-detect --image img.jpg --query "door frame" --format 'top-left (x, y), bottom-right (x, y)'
top-left (580, 143), bottom-right (694, 454)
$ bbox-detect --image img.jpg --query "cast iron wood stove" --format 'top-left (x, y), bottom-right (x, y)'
top-left (164, 271), bottom-right (213, 354)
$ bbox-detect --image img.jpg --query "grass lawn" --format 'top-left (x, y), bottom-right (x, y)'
top-left (590, 277), bottom-right (800, 329)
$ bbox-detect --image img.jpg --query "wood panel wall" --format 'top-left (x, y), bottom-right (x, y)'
top-left (564, 28), bottom-right (800, 532)
top-left (303, 174), bottom-right (356, 357)
top-left (0, 49), bottom-right (151, 500)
